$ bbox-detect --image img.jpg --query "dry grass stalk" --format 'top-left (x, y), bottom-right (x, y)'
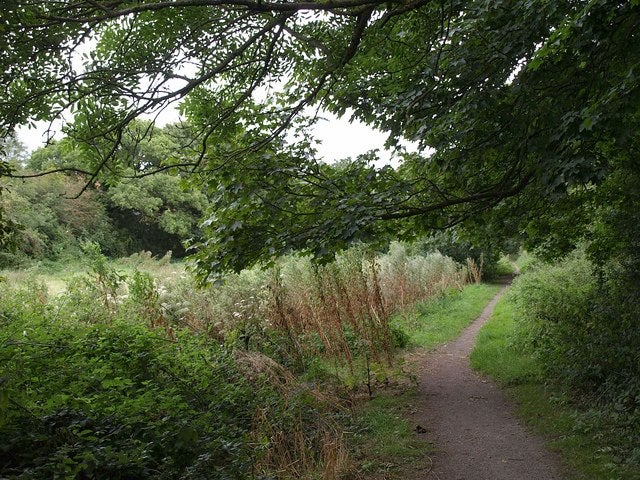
top-left (238, 352), bottom-right (350, 480)
top-left (262, 245), bottom-right (471, 371)
top-left (466, 256), bottom-right (483, 284)
top-left (234, 350), bottom-right (296, 387)
top-left (321, 428), bottom-right (350, 479)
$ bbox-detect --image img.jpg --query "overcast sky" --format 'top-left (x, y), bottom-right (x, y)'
top-left (16, 110), bottom-right (406, 167)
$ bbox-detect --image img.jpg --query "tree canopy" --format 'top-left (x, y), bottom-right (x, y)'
top-left (1, 0), bottom-right (639, 275)
top-left (0, 124), bottom-right (209, 266)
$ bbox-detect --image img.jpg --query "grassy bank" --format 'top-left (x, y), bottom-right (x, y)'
top-left (394, 283), bottom-right (503, 349)
top-left (471, 294), bottom-right (640, 480)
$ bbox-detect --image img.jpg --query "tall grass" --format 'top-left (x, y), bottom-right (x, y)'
top-left (378, 242), bottom-right (468, 311)
top-left (268, 243), bottom-right (468, 367)
top-left (1, 242), bottom-right (478, 479)
top-left (269, 248), bottom-right (390, 368)
top-left (0, 264), bottom-right (351, 479)
top-left (161, 242), bottom-right (470, 369)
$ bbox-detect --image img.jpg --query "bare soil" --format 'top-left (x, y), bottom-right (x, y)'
top-left (407, 283), bottom-right (565, 480)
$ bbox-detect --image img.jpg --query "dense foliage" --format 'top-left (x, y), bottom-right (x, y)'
top-left (1, 306), bottom-right (260, 478)
top-left (471, 291), bottom-right (640, 479)
top-left (0, 0), bottom-right (637, 276)
top-left (511, 252), bottom-right (640, 406)
top-left (0, 125), bottom-right (208, 266)
top-left (478, 253), bottom-right (640, 475)
top-left (1, 1), bottom-right (639, 475)
top-left (0, 243), bottom-right (474, 478)
top-left (1, 173), bottom-right (120, 264)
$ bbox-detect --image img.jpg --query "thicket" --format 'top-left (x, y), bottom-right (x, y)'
top-left (0, 174), bottom-right (120, 264)
top-left (1, 127), bottom-right (208, 267)
top-left (0, 171), bottom-right (207, 267)
top-left (510, 163), bottom-right (640, 404)
top-left (512, 252), bottom-right (638, 396)
top-left (508, 250), bottom-right (640, 469)
top-left (1, 297), bottom-right (263, 479)
top-left (162, 243), bottom-right (469, 369)
top-left (1, 242), bottom-right (475, 478)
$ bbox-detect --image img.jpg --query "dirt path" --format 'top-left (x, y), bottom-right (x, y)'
top-left (409, 284), bottom-right (565, 480)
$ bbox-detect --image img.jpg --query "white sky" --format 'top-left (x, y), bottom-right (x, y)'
top-left (16, 109), bottom-right (407, 167)
top-left (310, 112), bottom-right (391, 164)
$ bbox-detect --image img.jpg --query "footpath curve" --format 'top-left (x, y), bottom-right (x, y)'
top-left (410, 282), bottom-right (564, 480)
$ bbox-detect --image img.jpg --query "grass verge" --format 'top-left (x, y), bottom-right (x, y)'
top-left (2, 254), bottom-right (184, 296)
top-left (394, 283), bottom-right (503, 349)
top-left (353, 283), bottom-right (503, 477)
top-left (471, 294), bottom-right (640, 480)
top-left (351, 389), bottom-right (428, 478)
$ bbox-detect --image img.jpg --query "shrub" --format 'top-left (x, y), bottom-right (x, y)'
top-left (0, 270), bottom-right (351, 479)
top-left (0, 302), bottom-right (260, 478)
top-left (413, 230), bottom-right (502, 278)
top-left (155, 244), bottom-right (469, 373)
top-left (0, 243), bottom-right (474, 478)
top-left (0, 174), bottom-right (124, 267)
top-left (509, 250), bottom-right (640, 405)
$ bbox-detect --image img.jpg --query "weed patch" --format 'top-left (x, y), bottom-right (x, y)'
top-left (352, 389), bottom-right (432, 478)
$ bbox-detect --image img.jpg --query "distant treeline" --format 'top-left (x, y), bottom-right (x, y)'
top-left (1, 123), bottom-right (208, 267)
top-left (1, 171), bottom-right (206, 266)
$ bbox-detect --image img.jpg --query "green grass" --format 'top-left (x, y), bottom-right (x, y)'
top-left (394, 283), bottom-right (503, 349)
top-left (306, 284), bottom-right (504, 391)
top-left (494, 255), bottom-right (516, 275)
top-left (353, 389), bottom-right (430, 477)
top-left (471, 294), bottom-right (640, 480)
top-left (1, 267), bottom-right (72, 296)
top-left (2, 254), bottom-right (185, 296)
top-left (469, 295), bottom-right (541, 385)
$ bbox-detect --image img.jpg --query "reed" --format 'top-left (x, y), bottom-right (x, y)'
top-left (261, 243), bottom-right (469, 369)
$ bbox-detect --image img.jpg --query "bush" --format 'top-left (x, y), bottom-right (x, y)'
top-left (0, 286), bottom-right (261, 478)
top-left (0, 174), bottom-right (124, 267)
top-left (509, 250), bottom-right (640, 405)
top-left (413, 230), bottom-right (503, 278)
top-left (0, 269), bottom-right (351, 479)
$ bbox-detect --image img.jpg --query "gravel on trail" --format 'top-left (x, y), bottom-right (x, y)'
top-left (410, 284), bottom-right (565, 480)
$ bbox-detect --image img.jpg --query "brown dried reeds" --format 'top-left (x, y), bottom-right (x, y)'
top-left (163, 243), bottom-right (470, 372)
top-left (234, 350), bottom-right (350, 479)
top-left (466, 255), bottom-right (483, 284)
top-left (137, 243), bottom-right (473, 479)
top-left (264, 243), bottom-right (469, 371)
top-left (234, 349), bottom-right (296, 386)
top-left (266, 248), bottom-right (396, 369)
top-left (378, 242), bottom-right (468, 314)
top-left (251, 408), bottom-right (350, 480)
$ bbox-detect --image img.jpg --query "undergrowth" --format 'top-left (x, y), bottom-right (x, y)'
top-left (1, 241), bottom-right (484, 478)
top-left (0, 281), bottom-right (348, 479)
